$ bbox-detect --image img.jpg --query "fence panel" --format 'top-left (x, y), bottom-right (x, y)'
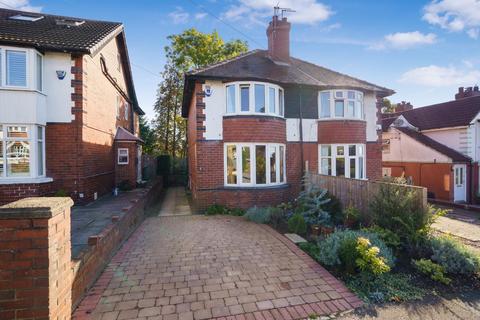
top-left (306, 172), bottom-right (427, 216)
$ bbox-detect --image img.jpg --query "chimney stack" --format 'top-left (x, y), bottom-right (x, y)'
top-left (455, 86), bottom-right (480, 100)
top-left (395, 101), bottom-right (414, 112)
top-left (266, 15), bottom-right (291, 64)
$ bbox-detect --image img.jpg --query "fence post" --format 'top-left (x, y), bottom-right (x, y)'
top-left (0, 197), bottom-right (73, 320)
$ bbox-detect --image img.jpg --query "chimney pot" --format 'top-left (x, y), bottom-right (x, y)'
top-left (267, 15), bottom-right (291, 63)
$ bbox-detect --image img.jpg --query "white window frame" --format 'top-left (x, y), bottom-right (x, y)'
top-left (35, 52), bottom-right (43, 92)
top-left (124, 102), bottom-right (129, 121)
top-left (224, 81), bottom-right (284, 117)
top-left (0, 46), bottom-right (44, 92)
top-left (0, 124), bottom-right (46, 181)
top-left (318, 143), bottom-right (366, 179)
top-left (318, 90), bottom-right (364, 120)
top-left (116, 95), bottom-right (121, 119)
top-left (118, 148), bottom-right (129, 165)
top-left (224, 143), bottom-right (287, 187)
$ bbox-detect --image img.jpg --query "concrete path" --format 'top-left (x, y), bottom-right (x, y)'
top-left (158, 187), bottom-right (191, 217)
top-left (73, 190), bottom-right (361, 320)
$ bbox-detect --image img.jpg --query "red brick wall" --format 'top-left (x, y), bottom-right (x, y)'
top-left (223, 117), bottom-right (286, 143)
top-left (0, 183), bottom-right (53, 206)
top-left (366, 142), bottom-right (382, 181)
top-left (0, 198), bottom-right (73, 320)
top-left (115, 142), bottom-right (138, 189)
top-left (317, 120), bottom-right (366, 144)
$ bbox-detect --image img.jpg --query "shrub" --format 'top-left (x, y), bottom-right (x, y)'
top-left (355, 237), bottom-right (390, 275)
top-left (268, 207), bottom-right (286, 229)
top-left (244, 206), bottom-right (271, 224)
top-left (54, 189), bottom-right (68, 197)
top-left (297, 177), bottom-right (333, 226)
top-left (338, 237), bottom-right (359, 274)
top-left (229, 208), bottom-right (245, 216)
top-left (362, 225), bottom-right (401, 250)
top-left (205, 204), bottom-right (228, 215)
top-left (288, 213), bottom-right (307, 235)
top-left (369, 183), bottom-right (446, 254)
top-left (346, 272), bottom-right (425, 303)
top-left (324, 192), bottom-right (343, 224)
top-left (317, 229), bottom-right (395, 269)
top-left (430, 236), bottom-right (480, 275)
top-left (343, 205), bottom-right (360, 227)
top-left (299, 242), bottom-right (320, 258)
top-left (413, 259), bottom-right (451, 285)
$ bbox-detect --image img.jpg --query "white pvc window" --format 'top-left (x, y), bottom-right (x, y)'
top-left (36, 53), bottom-right (43, 91)
top-left (319, 90), bottom-right (364, 120)
top-left (0, 124), bottom-right (45, 179)
top-left (118, 148), bottom-right (129, 164)
top-left (6, 50), bottom-right (27, 87)
top-left (319, 144), bottom-right (365, 179)
top-left (225, 143), bottom-right (286, 187)
top-left (224, 82), bottom-right (284, 117)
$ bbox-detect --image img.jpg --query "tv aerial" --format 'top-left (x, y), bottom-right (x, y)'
top-left (274, 5), bottom-right (296, 19)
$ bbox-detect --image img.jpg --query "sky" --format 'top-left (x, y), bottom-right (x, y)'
top-left (2, 0), bottom-right (480, 121)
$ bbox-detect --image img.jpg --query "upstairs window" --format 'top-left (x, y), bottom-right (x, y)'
top-left (6, 50), bottom-right (27, 87)
top-left (319, 90), bottom-right (364, 120)
top-left (36, 53), bottom-right (43, 91)
top-left (224, 82), bottom-right (284, 117)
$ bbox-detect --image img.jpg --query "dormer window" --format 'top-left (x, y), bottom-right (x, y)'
top-left (9, 14), bottom-right (44, 22)
top-left (224, 81), bottom-right (284, 117)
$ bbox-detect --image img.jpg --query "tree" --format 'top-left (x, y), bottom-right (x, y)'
top-left (382, 98), bottom-right (396, 113)
top-left (153, 28), bottom-right (248, 158)
top-left (139, 115), bottom-right (156, 155)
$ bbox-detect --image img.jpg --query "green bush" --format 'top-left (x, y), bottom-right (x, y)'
top-left (317, 229), bottom-right (395, 269)
top-left (362, 225), bottom-right (401, 250)
top-left (338, 237), bottom-right (359, 274)
top-left (413, 259), bottom-right (451, 285)
top-left (268, 207), bottom-right (285, 229)
top-left (343, 205), bottom-right (360, 227)
top-left (288, 213), bottom-right (307, 235)
top-left (430, 236), bottom-right (480, 275)
top-left (244, 206), bottom-right (271, 224)
top-left (355, 237), bottom-right (391, 275)
top-left (205, 204), bottom-right (228, 215)
top-left (324, 192), bottom-right (343, 224)
top-left (54, 189), bottom-right (68, 197)
top-left (299, 242), bottom-right (320, 258)
top-left (229, 208), bottom-right (245, 216)
top-left (346, 272), bottom-right (425, 303)
top-left (297, 184), bottom-right (333, 226)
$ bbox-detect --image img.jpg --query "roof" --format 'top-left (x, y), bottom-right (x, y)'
top-left (394, 127), bottom-right (471, 162)
top-left (182, 49), bottom-right (394, 117)
top-left (395, 95), bottom-right (480, 131)
top-left (0, 8), bottom-right (122, 54)
top-left (115, 127), bottom-right (143, 143)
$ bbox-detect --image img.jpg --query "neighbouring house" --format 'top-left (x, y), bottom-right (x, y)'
top-left (0, 9), bottom-right (144, 205)
top-left (182, 14), bottom-right (394, 210)
top-left (382, 86), bottom-right (480, 203)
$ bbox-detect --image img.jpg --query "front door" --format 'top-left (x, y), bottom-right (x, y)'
top-left (453, 164), bottom-right (466, 202)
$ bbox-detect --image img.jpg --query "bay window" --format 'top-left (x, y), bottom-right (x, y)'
top-left (224, 82), bottom-right (284, 117)
top-left (319, 90), bottom-right (364, 120)
top-left (0, 47), bottom-right (44, 91)
top-left (0, 124), bottom-right (46, 180)
top-left (319, 144), bottom-right (365, 179)
top-left (225, 143), bottom-right (286, 186)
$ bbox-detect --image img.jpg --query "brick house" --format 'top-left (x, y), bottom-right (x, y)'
top-left (0, 9), bottom-right (144, 205)
top-left (382, 87), bottom-right (480, 203)
top-left (182, 14), bottom-right (394, 210)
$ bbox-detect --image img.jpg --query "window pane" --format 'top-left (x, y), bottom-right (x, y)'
top-left (349, 145), bottom-right (356, 156)
top-left (226, 145), bottom-right (237, 184)
top-left (359, 157), bottom-right (364, 179)
top-left (347, 101), bottom-right (355, 117)
top-left (7, 51), bottom-right (27, 86)
top-left (37, 140), bottom-right (43, 176)
top-left (349, 158), bottom-right (356, 179)
top-left (335, 91), bottom-right (343, 98)
top-left (0, 126), bottom-right (3, 176)
top-left (255, 84), bottom-right (265, 113)
top-left (321, 158), bottom-right (331, 175)
top-left (36, 54), bottom-right (42, 91)
top-left (321, 145), bottom-right (331, 157)
top-left (7, 126), bottom-right (28, 138)
top-left (240, 86), bottom-right (249, 111)
top-left (335, 100), bottom-right (344, 117)
top-left (269, 87), bottom-right (276, 113)
top-left (6, 140), bottom-right (30, 177)
top-left (279, 146), bottom-right (285, 182)
top-left (226, 85), bottom-right (235, 113)
top-left (336, 157), bottom-right (345, 177)
top-left (348, 91), bottom-right (355, 99)
top-left (256, 145), bottom-right (266, 184)
top-left (358, 145), bottom-right (364, 155)
top-left (279, 89), bottom-right (284, 116)
top-left (357, 101), bottom-right (363, 119)
top-left (242, 146), bottom-right (251, 183)
top-left (320, 92), bottom-right (330, 118)
top-left (269, 146), bottom-right (276, 183)
top-left (337, 146), bottom-right (344, 156)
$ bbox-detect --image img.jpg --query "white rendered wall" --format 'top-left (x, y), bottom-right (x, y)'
top-left (44, 52), bottom-right (73, 123)
top-left (286, 118), bottom-right (317, 142)
top-left (364, 92), bottom-right (378, 142)
top-left (203, 80), bottom-right (224, 140)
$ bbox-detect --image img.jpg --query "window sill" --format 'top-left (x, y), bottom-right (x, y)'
top-left (223, 114), bottom-right (285, 120)
top-left (223, 183), bottom-right (289, 190)
top-left (0, 87), bottom-right (46, 96)
top-left (0, 177), bottom-right (53, 185)
top-left (318, 118), bottom-right (366, 122)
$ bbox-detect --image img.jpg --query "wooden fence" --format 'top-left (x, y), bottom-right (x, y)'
top-left (306, 172), bottom-right (427, 218)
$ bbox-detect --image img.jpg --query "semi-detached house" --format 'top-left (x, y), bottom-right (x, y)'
top-left (0, 9), bottom-right (144, 205)
top-left (182, 14), bottom-right (394, 210)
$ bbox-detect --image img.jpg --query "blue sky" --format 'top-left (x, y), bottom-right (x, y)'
top-left (3, 0), bottom-right (480, 120)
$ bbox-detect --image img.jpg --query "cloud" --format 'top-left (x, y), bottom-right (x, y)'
top-left (369, 31), bottom-right (437, 50)
top-left (423, 0), bottom-right (480, 38)
top-left (399, 65), bottom-right (480, 87)
top-left (0, 0), bottom-right (42, 12)
top-left (168, 7), bottom-right (189, 24)
top-left (223, 0), bottom-right (333, 26)
top-left (195, 12), bottom-right (207, 20)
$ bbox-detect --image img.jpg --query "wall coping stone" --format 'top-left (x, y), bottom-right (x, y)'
top-left (0, 197), bottom-right (73, 219)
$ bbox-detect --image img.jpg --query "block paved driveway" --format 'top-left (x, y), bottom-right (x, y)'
top-left (74, 214), bottom-right (361, 320)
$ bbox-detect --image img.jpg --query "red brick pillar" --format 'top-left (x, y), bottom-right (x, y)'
top-left (0, 197), bottom-right (73, 320)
